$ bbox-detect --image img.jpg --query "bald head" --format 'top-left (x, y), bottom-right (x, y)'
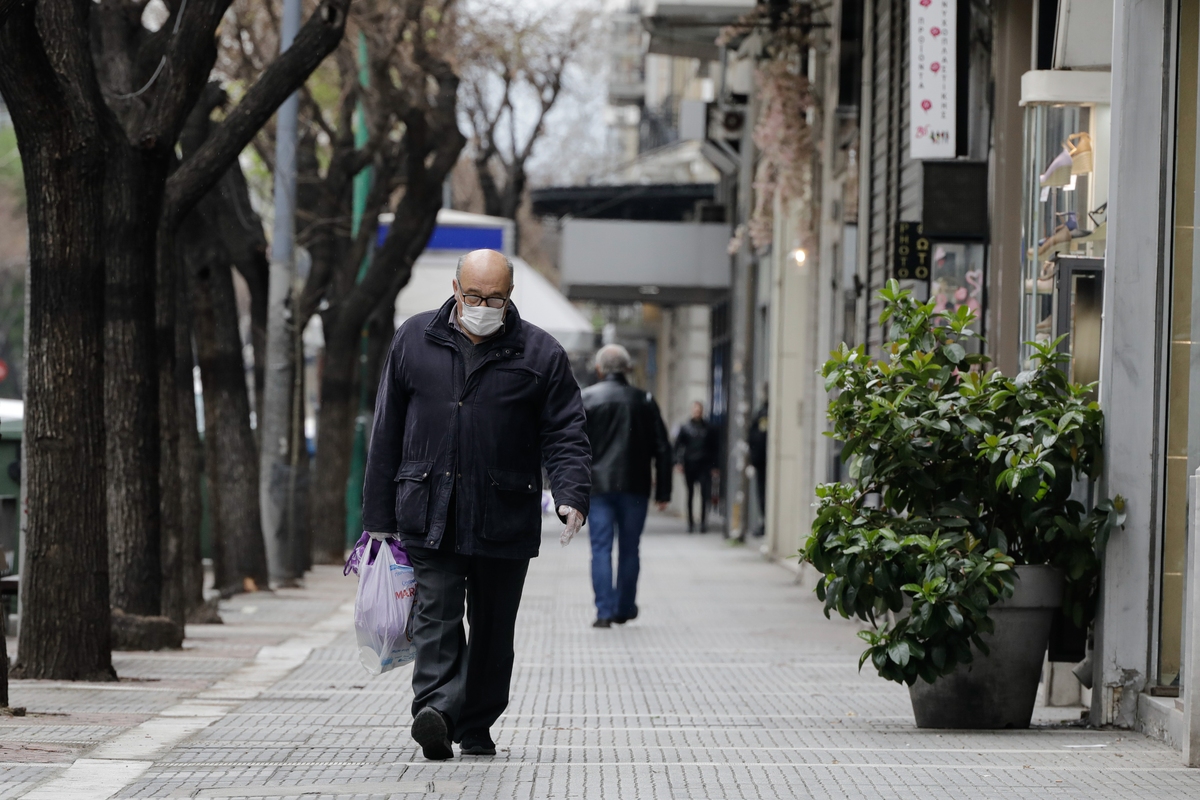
top-left (456, 249), bottom-right (514, 294)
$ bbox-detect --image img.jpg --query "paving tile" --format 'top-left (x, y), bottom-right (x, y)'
top-left (6, 515), bottom-right (1200, 798)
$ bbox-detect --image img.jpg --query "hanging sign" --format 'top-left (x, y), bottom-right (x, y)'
top-left (909, 0), bottom-right (956, 160)
top-left (894, 222), bottom-right (932, 283)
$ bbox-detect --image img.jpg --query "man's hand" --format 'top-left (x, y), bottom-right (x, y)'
top-left (655, 501), bottom-right (669, 512)
top-left (558, 505), bottom-right (584, 546)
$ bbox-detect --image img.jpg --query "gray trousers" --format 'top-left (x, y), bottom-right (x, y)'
top-left (406, 545), bottom-right (529, 740)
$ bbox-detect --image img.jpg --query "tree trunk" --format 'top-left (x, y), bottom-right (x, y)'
top-left (1, 4), bottom-right (115, 681)
top-left (104, 137), bottom-right (166, 617)
top-left (310, 320), bottom-right (359, 565)
top-left (188, 214), bottom-right (268, 594)
top-left (364, 306), bottom-right (393, 414)
top-left (475, 155), bottom-right (504, 219)
top-left (156, 220), bottom-right (188, 624)
top-left (163, 240), bottom-right (199, 628)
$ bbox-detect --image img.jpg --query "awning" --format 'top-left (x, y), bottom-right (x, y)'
top-left (530, 183), bottom-right (717, 222)
top-left (395, 252), bottom-right (596, 354)
top-left (642, 0), bottom-right (757, 61)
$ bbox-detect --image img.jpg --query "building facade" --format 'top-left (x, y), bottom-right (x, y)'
top-left (561, 5), bottom-right (1200, 760)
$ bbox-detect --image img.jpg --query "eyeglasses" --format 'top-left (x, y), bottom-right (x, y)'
top-left (462, 294), bottom-right (509, 309)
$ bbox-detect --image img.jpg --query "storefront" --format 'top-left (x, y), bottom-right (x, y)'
top-left (1092, 0), bottom-right (1200, 761)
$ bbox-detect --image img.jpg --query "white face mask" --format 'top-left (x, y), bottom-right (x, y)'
top-left (459, 301), bottom-right (506, 337)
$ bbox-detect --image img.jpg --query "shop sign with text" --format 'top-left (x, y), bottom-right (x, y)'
top-left (894, 222), bottom-right (932, 283)
top-left (909, 0), bottom-right (956, 159)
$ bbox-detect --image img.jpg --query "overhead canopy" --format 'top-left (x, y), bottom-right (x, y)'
top-left (560, 218), bottom-right (731, 305)
top-left (531, 183), bottom-right (716, 222)
top-left (395, 252), bottom-right (595, 354)
top-left (530, 141), bottom-right (728, 222)
top-left (642, 0), bottom-right (757, 61)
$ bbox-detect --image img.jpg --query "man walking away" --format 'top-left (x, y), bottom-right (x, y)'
top-left (581, 345), bottom-right (672, 629)
top-left (362, 249), bottom-right (591, 761)
top-left (674, 401), bottom-right (718, 533)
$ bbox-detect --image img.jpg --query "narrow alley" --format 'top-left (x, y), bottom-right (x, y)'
top-left (3, 517), bottom-right (1197, 799)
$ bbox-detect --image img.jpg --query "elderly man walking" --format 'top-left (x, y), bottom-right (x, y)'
top-left (362, 249), bottom-right (591, 761)
top-left (581, 345), bottom-right (672, 628)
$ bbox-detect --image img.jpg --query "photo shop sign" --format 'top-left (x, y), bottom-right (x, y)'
top-left (909, 0), bottom-right (956, 160)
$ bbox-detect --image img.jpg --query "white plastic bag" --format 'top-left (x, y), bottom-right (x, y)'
top-left (352, 536), bottom-right (417, 675)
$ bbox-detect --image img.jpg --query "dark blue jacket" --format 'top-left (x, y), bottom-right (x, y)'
top-left (362, 297), bottom-right (591, 559)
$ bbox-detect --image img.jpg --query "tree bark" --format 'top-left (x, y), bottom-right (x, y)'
top-left (363, 305), bottom-right (393, 414)
top-left (164, 237), bottom-right (199, 628)
top-left (310, 323), bottom-right (358, 564)
top-left (103, 136), bottom-right (166, 617)
top-left (1, 1), bottom-right (115, 681)
top-left (187, 209), bottom-right (268, 595)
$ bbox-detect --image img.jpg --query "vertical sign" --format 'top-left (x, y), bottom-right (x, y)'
top-left (909, 0), bottom-right (956, 160)
top-left (894, 222), bottom-right (932, 283)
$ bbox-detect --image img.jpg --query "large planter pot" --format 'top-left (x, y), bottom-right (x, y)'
top-left (907, 564), bottom-right (1064, 729)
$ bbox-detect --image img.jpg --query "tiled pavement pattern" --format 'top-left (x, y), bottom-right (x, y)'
top-left (4, 514), bottom-right (1200, 798)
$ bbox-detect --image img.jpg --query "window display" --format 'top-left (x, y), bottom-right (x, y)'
top-left (1020, 99), bottom-right (1110, 367)
top-left (930, 243), bottom-right (985, 341)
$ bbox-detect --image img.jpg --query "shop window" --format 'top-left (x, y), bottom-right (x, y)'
top-left (1158, 0), bottom-right (1199, 690)
top-left (1019, 101), bottom-right (1109, 368)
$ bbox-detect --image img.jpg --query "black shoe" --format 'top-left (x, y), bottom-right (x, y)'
top-left (459, 728), bottom-right (497, 756)
top-left (593, 618), bottom-right (612, 628)
top-left (700, 523), bottom-right (707, 533)
top-left (687, 522), bottom-right (695, 533)
top-left (614, 608), bottom-right (639, 624)
top-left (411, 707), bottom-right (454, 761)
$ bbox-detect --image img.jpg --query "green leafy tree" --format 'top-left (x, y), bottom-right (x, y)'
top-left (804, 281), bottom-right (1124, 685)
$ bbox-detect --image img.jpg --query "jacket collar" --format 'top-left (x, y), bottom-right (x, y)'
top-left (603, 372), bottom-right (629, 386)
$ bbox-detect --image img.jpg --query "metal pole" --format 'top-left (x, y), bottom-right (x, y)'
top-left (260, 0), bottom-right (304, 584)
top-left (344, 32), bottom-right (373, 549)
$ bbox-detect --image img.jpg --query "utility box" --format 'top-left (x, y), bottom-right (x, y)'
top-left (0, 417), bottom-right (19, 577)
top-left (0, 417), bottom-right (20, 638)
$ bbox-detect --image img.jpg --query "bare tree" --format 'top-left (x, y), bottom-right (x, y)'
top-left (458, 5), bottom-right (593, 227)
top-left (301, 0), bottom-right (464, 564)
top-left (177, 83), bottom-right (273, 597)
top-left (0, 0), bottom-right (348, 678)
top-left (226, 0), bottom-right (465, 565)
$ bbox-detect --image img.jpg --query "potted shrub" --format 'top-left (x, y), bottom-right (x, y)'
top-left (803, 281), bottom-right (1124, 729)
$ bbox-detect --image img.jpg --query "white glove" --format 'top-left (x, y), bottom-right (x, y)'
top-left (558, 505), bottom-right (584, 547)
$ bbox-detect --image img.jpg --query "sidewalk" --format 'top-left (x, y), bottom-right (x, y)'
top-left (3, 513), bottom-right (1199, 799)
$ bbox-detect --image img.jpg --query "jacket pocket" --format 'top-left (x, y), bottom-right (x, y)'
top-left (394, 461), bottom-right (434, 535)
top-left (482, 468), bottom-right (541, 542)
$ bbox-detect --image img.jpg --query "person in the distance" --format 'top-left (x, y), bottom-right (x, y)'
top-left (581, 344), bottom-right (672, 628)
top-left (673, 400), bottom-right (719, 533)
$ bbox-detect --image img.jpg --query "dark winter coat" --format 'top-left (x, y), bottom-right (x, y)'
top-left (581, 373), bottom-right (672, 503)
top-left (673, 417), bottom-right (718, 472)
top-left (361, 297), bottom-right (592, 559)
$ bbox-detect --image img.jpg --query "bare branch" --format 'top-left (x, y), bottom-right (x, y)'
top-left (164, 0), bottom-right (351, 226)
top-left (0, 0), bottom-right (26, 30)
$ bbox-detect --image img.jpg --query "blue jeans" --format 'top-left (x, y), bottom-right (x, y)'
top-left (588, 492), bottom-right (649, 621)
